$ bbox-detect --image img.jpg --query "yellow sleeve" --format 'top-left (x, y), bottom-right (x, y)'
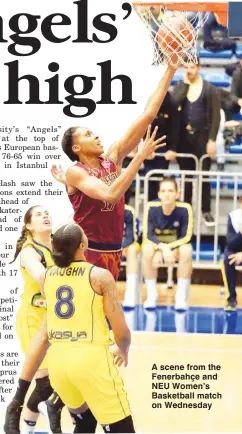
top-left (168, 203), bottom-right (193, 250)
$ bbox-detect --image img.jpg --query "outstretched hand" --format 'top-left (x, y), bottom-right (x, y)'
top-left (139, 125), bottom-right (166, 160)
top-left (51, 165), bottom-right (66, 185)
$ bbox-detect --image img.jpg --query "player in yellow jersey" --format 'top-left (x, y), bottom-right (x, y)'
top-left (44, 223), bottom-right (134, 433)
top-left (6, 206), bottom-right (54, 434)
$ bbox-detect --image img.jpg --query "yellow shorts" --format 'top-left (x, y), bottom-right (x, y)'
top-left (47, 343), bottom-right (131, 425)
top-left (16, 304), bottom-right (48, 370)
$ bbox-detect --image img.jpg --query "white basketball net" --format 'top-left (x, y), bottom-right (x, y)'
top-left (133, 5), bottom-right (209, 66)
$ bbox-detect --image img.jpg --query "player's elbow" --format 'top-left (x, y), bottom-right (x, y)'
top-left (105, 195), bottom-right (117, 204)
top-left (102, 191), bottom-right (121, 204)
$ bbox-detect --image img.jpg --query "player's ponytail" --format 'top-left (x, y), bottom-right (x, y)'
top-left (10, 206), bottom-right (39, 263)
top-left (52, 224), bottom-right (84, 268)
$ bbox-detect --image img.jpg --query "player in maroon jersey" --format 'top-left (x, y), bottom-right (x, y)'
top-left (55, 63), bottom-right (177, 280)
top-left (64, 152), bottom-right (125, 280)
top-left (51, 126), bottom-right (165, 280)
top-left (4, 64), bottom-right (178, 434)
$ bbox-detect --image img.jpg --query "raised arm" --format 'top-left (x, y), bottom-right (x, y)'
top-left (106, 64), bottom-right (178, 166)
top-left (21, 247), bottom-right (46, 290)
top-left (91, 267), bottom-right (131, 366)
top-left (66, 127), bottom-right (166, 204)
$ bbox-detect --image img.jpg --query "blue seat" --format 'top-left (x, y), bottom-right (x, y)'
top-left (192, 242), bottom-right (221, 261)
top-left (232, 111), bottom-right (242, 121)
top-left (236, 44), bottom-right (242, 59)
top-left (227, 181), bottom-right (242, 189)
top-left (210, 179), bottom-right (224, 189)
top-left (203, 73), bottom-right (230, 87)
top-left (199, 48), bottom-right (233, 59)
top-left (229, 144), bottom-right (242, 153)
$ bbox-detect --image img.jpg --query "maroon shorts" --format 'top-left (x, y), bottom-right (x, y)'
top-left (85, 250), bottom-right (122, 281)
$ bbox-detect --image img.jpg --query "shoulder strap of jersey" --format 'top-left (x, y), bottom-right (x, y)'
top-left (22, 242), bottom-right (47, 268)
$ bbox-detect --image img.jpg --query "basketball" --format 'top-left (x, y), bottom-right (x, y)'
top-left (157, 17), bottom-right (195, 58)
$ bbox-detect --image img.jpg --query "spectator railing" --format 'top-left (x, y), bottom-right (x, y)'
top-left (120, 155), bottom-right (242, 304)
top-left (134, 153), bottom-right (199, 217)
top-left (120, 154), bottom-right (242, 285)
top-left (197, 154), bottom-right (242, 267)
top-left (200, 153), bottom-right (242, 213)
top-left (141, 166), bottom-right (242, 269)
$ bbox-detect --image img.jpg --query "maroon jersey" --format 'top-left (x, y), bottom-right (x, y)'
top-left (68, 156), bottom-right (124, 251)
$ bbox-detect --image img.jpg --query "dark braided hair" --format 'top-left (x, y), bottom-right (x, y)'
top-left (61, 127), bottom-right (79, 162)
top-left (52, 224), bottom-right (84, 268)
top-left (10, 206), bottom-right (40, 263)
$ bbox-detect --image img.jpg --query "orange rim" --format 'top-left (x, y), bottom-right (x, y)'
top-left (132, 2), bottom-right (228, 26)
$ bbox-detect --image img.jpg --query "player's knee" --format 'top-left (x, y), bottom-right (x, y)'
top-left (178, 244), bottom-right (192, 263)
top-left (70, 408), bottom-right (97, 433)
top-left (26, 376), bottom-right (53, 413)
top-left (103, 415), bottom-right (135, 433)
top-left (142, 244), bottom-right (154, 259)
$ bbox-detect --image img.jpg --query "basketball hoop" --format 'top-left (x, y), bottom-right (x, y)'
top-left (132, 1), bottom-right (228, 66)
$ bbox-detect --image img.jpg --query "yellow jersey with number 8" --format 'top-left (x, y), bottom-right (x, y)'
top-left (45, 261), bottom-right (112, 346)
